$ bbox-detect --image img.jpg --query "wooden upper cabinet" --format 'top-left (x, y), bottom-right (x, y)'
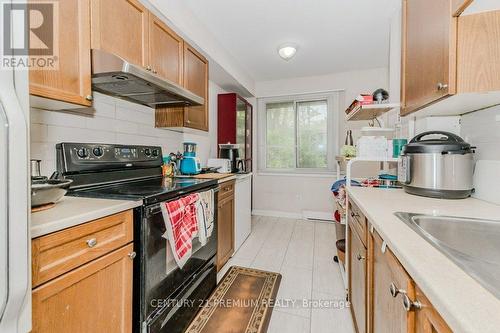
top-left (148, 13), bottom-right (183, 85)
top-left (91, 0), bottom-right (149, 67)
top-left (29, 0), bottom-right (92, 106)
top-left (401, 0), bottom-right (456, 116)
top-left (183, 43), bottom-right (209, 131)
top-left (457, 10), bottom-right (500, 93)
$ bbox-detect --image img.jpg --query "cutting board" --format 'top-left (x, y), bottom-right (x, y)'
top-left (192, 173), bottom-right (233, 180)
top-left (473, 160), bottom-right (500, 205)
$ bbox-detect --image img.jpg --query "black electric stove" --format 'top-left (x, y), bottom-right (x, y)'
top-left (57, 142), bottom-right (218, 333)
top-left (69, 176), bottom-right (216, 205)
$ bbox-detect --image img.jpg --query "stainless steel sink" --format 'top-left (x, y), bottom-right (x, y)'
top-left (395, 212), bottom-right (500, 299)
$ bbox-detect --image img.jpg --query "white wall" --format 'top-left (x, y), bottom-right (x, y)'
top-left (461, 105), bottom-right (500, 161)
top-left (30, 82), bottom-right (226, 175)
top-left (252, 68), bottom-right (389, 217)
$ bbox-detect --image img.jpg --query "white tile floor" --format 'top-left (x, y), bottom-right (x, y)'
top-left (217, 215), bottom-right (355, 333)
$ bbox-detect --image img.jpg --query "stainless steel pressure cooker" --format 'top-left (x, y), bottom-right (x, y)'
top-left (398, 131), bottom-right (475, 199)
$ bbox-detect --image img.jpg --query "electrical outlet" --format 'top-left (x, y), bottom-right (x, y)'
top-left (496, 115), bottom-right (500, 122)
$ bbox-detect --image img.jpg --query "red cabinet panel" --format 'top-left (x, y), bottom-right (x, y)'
top-left (217, 93), bottom-right (252, 172)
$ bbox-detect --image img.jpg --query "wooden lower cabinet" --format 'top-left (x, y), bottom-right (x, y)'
top-left (370, 231), bottom-right (415, 333)
top-left (414, 286), bottom-right (452, 333)
top-left (349, 223), bottom-right (367, 333)
top-left (216, 181), bottom-right (235, 271)
top-left (32, 243), bottom-right (134, 333)
top-left (348, 199), bottom-right (451, 333)
top-left (364, 228), bottom-right (451, 333)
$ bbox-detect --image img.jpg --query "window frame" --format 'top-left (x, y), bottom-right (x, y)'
top-left (257, 91), bottom-right (341, 175)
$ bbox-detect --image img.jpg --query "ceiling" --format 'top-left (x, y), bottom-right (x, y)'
top-left (183, 0), bottom-right (400, 82)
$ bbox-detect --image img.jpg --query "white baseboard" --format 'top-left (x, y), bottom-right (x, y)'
top-left (302, 210), bottom-right (334, 222)
top-left (251, 209), bottom-right (302, 219)
top-left (252, 209), bottom-right (334, 221)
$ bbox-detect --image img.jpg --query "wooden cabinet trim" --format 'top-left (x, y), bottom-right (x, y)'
top-left (32, 210), bottom-right (133, 287)
top-left (452, 0), bottom-right (474, 16)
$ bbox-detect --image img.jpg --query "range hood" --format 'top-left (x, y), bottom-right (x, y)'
top-left (91, 49), bottom-right (204, 108)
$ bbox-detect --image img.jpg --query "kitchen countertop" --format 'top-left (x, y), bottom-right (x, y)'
top-left (31, 196), bottom-right (143, 238)
top-left (346, 187), bottom-right (500, 333)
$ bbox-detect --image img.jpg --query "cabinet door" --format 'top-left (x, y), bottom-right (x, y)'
top-left (371, 231), bottom-right (415, 333)
top-left (414, 286), bottom-right (452, 333)
top-left (32, 244), bottom-right (134, 333)
top-left (149, 13), bottom-right (183, 85)
top-left (183, 43), bottom-right (209, 131)
top-left (349, 224), bottom-right (367, 333)
top-left (29, 0), bottom-right (92, 106)
top-left (217, 194), bottom-right (234, 271)
top-left (401, 0), bottom-right (456, 115)
top-left (91, 0), bottom-right (149, 67)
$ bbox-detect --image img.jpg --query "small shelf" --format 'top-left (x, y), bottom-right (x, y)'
top-left (346, 103), bottom-right (400, 121)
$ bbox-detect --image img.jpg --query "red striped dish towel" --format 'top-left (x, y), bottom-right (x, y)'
top-left (160, 193), bottom-right (200, 269)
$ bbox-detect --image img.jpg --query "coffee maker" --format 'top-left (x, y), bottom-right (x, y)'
top-left (180, 142), bottom-right (201, 175)
top-left (219, 144), bottom-right (243, 173)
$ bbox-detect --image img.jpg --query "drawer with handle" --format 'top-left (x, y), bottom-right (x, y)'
top-left (218, 180), bottom-right (235, 200)
top-left (32, 210), bottom-right (133, 287)
top-left (349, 200), bottom-right (367, 247)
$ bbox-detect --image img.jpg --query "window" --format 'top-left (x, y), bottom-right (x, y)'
top-left (258, 92), bottom-right (340, 173)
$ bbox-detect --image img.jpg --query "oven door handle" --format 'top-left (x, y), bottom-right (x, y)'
top-left (159, 267), bottom-right (214, 329)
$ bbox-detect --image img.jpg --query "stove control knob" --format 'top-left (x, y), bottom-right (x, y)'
top-left (144, 148), bottom-right (151, 156)
top-left (93, 147), bottom-right (104, 157)
top-left (77, 148), bottom-right (89, 158)
top-left (152, 149), bottom-right (159, 157)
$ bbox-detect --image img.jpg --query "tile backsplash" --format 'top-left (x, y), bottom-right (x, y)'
top-left (461, 105), bottom-right (500, 161)
top-left (31, 92), bottom-right (188, 175)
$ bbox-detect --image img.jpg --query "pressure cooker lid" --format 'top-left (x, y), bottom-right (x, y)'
top-left (403, 131), bottom-right (472, 154)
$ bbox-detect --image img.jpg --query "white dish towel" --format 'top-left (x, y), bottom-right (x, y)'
top-left (196, 189), bottom-right (215, 245)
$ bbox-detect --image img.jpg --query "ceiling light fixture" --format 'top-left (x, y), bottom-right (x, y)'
top-left (278, 44), bottom-right (297, 61)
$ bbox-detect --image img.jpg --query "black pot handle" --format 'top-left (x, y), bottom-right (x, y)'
top-left (410, 131), bottom-right (464, 143)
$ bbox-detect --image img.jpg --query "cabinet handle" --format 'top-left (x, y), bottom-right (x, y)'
top-left (85, 95), bottom-right (93, 101)
top-left (128, 252), bottom-right (137, 260)
top-left (389, 282), bottom-right (406, 298)
top-left (356, 254), bottom-right (365, 261)
top-left (350, 212), bottom-right (360, 218)
top-left (437, 82), bottom-right (448, 91)
top-left (402, 294), bottom-right (422, 312)
top-left (86, 238), bottom-right (97, 248)
top-left (152, 69), bottom-right (158, 74)
top-left (186, 120), bottom-right (191, 123)
top-left (145, 65), bottom-right (152, 71)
